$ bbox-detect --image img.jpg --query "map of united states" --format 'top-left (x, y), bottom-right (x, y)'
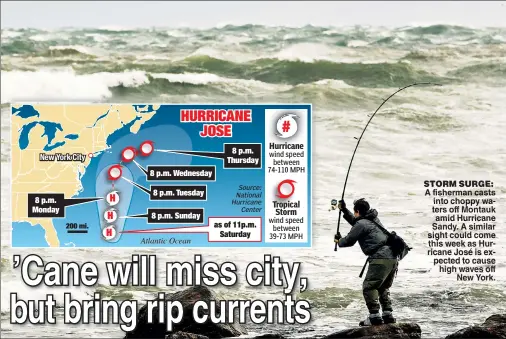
top-left (11, 104), bottom-right (159, 247)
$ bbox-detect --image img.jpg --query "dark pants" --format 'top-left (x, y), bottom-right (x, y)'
top-left (362, 258), bottom-right (398, 314)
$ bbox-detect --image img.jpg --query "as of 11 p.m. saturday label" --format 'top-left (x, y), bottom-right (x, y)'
top-left (11, 104), bottom-right (312, 248)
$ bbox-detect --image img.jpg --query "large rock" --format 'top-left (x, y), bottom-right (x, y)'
top-left (446, 314), bottom-right (506, 338)
top-left (323, 323), bottom-right (422, 339)
top-left (125, 286), bottom-right (247, 339)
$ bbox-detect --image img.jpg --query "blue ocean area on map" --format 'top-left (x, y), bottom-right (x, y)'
top-left (12, 221), bottom-right (49, 247)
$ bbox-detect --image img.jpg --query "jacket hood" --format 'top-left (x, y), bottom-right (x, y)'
top-left (365, 209), bottom-right (378, 219)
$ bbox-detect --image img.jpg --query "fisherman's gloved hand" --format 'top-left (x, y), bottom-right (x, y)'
top-left (334, 232), bottom-right (342, 243)
top-left (338, 200), bottom-right (346, 210)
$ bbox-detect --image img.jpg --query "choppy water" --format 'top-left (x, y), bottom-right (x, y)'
top-left (1, 24), bottom-right (506, 338)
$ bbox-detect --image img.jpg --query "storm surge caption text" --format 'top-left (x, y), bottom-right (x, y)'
top-left (425, 180), bottom-right (497, 282)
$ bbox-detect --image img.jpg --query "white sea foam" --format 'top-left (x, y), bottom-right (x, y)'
top-left (186, 47), bottom-right (253, 62)
top-left (1, 30), bottom-right (23, 39)
top-left (347, 40), bottom-right (369, 47)
top-left (1, 69), bottom-right (149, 103)
top-left (151, 72), bottom-right (289, 94)
top-left (274, 43), bottom-right (337, 62)
top-left (309, 79), bottom-right (354, 88)
top-left (137, 54), bottom-right (172, 60)
top-left (29, 34), bottom-right (59, 42)
top-left (151, 72), bottom-right (225, 84)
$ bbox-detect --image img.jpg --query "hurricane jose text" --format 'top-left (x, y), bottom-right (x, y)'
top-left (180, 109), bottom-right (253, 137)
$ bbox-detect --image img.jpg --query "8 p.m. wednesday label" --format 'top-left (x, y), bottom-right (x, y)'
top-left (425, 180), bottom-right (497, 282)
top-left (12, 104), bottom-right (312, 248)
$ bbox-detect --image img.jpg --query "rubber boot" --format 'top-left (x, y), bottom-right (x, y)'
top-left (382, 310), bottom-right (396, 324)
top-left (359, 313), bottom-right (383, 326)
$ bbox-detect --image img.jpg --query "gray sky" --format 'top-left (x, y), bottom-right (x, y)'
top-left (2, 1), bottom-right (506, 29)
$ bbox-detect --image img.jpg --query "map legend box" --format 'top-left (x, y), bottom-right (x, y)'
top-left (11, 104), bottom-right (312, 248)
top-left (265, 110), bottom-right (310, 243)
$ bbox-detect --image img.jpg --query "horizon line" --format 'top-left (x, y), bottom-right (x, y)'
top-left (3, 22), bottom-right (506, 30)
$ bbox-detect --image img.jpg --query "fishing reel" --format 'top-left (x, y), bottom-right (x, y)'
top-left (329, 199), bottom-right (338, 211)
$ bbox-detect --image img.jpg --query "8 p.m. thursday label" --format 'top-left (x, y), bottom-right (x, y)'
top-left (11, 103), bottom-right (312, 248)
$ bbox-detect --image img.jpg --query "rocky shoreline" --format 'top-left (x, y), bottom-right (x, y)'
top-left (124, 286), bottom-right (505, 339)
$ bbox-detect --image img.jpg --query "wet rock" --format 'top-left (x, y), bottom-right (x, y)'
top-left (125, 286), bottom-right (247, 339)
top-left (165, 332), bottom-right (209, 339)
top-left (253, 334), bottom-right (286, 339)
top-left (445, 314), bottom-right (506, 338)
top-left (323, 323), bottom-right (422, 339)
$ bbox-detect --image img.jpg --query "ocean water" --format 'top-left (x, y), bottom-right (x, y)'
top-left (1, 24), bottom-right (506, 338)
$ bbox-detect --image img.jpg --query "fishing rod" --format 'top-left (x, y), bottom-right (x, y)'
top-left (333, 82), bottom-right (441, 251)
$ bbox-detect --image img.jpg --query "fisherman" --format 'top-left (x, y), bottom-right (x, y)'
top-left (334, 198), bottom-right (398, 326)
